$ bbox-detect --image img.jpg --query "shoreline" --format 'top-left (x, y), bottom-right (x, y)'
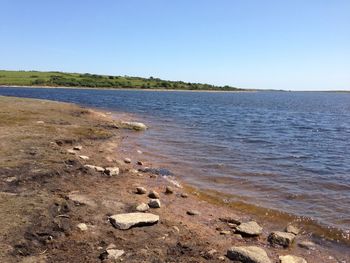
top-left (0, 95), bottom-right (349, 262)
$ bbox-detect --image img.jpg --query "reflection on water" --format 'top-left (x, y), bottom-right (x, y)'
top-left (0, 87), bottom-right (349, 242)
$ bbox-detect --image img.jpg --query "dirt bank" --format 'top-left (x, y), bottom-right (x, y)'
top-left (0, 96), bottom-right (348, 263)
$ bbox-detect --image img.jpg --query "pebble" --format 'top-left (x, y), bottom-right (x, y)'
top-left (104, 167), bottom-right (120, 176)
top-left (79, 155), bottom-right (90, 160)
top-left (279, 255), bottom-right (307, 263)
top-left (172, 226), bottom-right (180, 233)
top-left (268, 231), bottom-right (296, 247)
top-left (137, 150), bottom-right (143, 154)
top-left (148, 190), bottom-right (160, 199)
top-left (285, 225), bottom-right (300, 235)
top-left (77, 223), bottom-right (88, 231)
top-left (235, 221), bottom-right (263, 236)
top-left (187, 210), bottom-right (201, 216)
top-left (180, 193), bottom-right (189, 198)
top-left (227, 246), bottom-right (271, 263)
top-left (148, 199), bottom-right (161, 208)
top-left (137, 161), bottom-right (144, 165)
top-left (73, 145), bottom-right (82, 151)
top-left (136, 203), bottom-right (149, 212)
top-left (136, 187), bottom-right (147, 194)
top-left (124, 158), bottom-right (131, 164)
top-left (165, 186), bottom-right (174, 194)
top-left (67, 149), bottom-right (76, 154)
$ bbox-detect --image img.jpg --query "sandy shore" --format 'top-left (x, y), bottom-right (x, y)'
top-left (0, 96), bottom-right (348, 262)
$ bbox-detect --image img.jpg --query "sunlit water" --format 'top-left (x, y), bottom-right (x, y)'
top-left (1, 87), bottom-right (349, 241)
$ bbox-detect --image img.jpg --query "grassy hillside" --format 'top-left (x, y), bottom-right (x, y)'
top-left (0, 70), bottom-right (244, 91)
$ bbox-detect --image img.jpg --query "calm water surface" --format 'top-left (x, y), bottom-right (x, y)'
top-left (1, 87), bottom-right (349, 240)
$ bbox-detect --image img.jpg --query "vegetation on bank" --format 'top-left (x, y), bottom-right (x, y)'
top-left (0, 70), bottom-right (244, 91)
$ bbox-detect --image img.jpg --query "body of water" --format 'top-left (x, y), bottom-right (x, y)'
top-left (1, 87), bottom-right (349, 242)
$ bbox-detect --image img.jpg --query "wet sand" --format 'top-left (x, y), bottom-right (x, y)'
top-left (0, 96), bottom-right (348, 262)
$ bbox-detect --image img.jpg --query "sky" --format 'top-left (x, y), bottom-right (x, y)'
top-left (0, 0), bottom-right (349, 91)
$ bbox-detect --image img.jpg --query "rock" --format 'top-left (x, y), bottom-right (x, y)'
top-left (227, 246), bottom-right (271, 263)
top-left (79, 155), bottom-right (90, 160)
top-left (77, 223), bottom-right (88, 231)
top-left (124, 158), bottom-right (131, 164)
top-left (136, 187), bottom-right (147, 194)
top-left (268, 231), bottom-right (295, 247)
top-left (180, 193), bottom-right (189, 198)
top-left (105, 167), bottom-right (120, 176)
top-left (298, 241), bottom-right (316, 250)
top-left (220, 230), bottom-right (231, 235)
top-left (137, 161), bottom-right (144, 165)
top-left (148, 199), bottom-right (161, 208)
top-left (73, 145), bottom-right (82, 151)
top-left (187, 210), bottom-right (201, 216)
top-left (84, 164), bottom-right (105, 173)
top-left (219, 216), bottom-right (241, 225)
top-left (137, 150), bottom-right (143, 154)
top-left (121, 121), bottom-right (148, 131)
top-left (148, 190), bottom-right (160, 199)
top-left (67, 149), bottom-right (76, 154)
top-left (165, 186), bottom-right (174, 194)
top-left (136, 203), bottom-right (149, 212)
top-left (100, 244), bottom-right (125, 261)
top-left (285, 225), bottom-right (300, 235)
top-left (4, 176), bottom-right (16, 183)
top-left (109, 212), bottom-right (159, 230)
top-left (172, 226), bottom-right (180, 232)
top-left (236, 221), bottom-right (263, 236)
top-left (36, 120), bottom-right (45, 124)
top-left (279, 255), bottom-right (307, 263)
top-left (202, 249), bottom-right (217, 259)
top-left (218, 256), bottom-right (225, 261)
top-left (68, 193), bottom-right (97, 207)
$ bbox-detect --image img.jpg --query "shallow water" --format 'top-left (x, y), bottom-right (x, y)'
top-left (1, 87), bottom-right (349, 241)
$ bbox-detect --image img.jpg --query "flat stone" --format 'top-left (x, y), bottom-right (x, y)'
top-left (148, 199), bottom-right (161, 208)
top-left (109, 212), bottom-right (159, 230)
top-left (187, 210), bottom-right (201, 216)
top-left (79, 155), bottom-right (90, 160)
top-left (84, 164), bottom-right (105, 172)
top-left (148, 190), bottom-right (160, 199)
top-left (136, 187), bottom-right (147, 194)
top-left (68, 193), bottom-right (97, 207)
top-left (136, 203), bottom-right (149, 212)
top-left (236, 221), bottom-right (263, 236)
top-left (121, 121), bottom-right (148, 131)
top-left (227, 246), bottom-right (271, 263)
top-left (285, 225), bottom-right (300, 235)
top-left (279, 255), bottom-right (307, 263)
top-left (105, 167), bottom-right (120, 176)
top-left (124, 158), bottom-right (131, 164)
top-left (73, 145), bottom-right (82, 151)
top-left (298, 241), bottom-right (316, 250)
top-left (268, 231), bottom-right (295, 247)
top-left (77, 223), bottom-right (88, 231)
top-left (165, 186), bottom-right (174, 194)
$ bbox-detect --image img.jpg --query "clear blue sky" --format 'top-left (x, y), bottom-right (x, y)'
top-left (1, 0), bottom-right (349, 90)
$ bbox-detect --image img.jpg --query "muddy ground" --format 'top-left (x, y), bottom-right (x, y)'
top-left (0, 96), bottom-right (348, 263)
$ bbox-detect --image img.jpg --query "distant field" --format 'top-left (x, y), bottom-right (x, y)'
top-left (0, 70), bottom-right (244, 91)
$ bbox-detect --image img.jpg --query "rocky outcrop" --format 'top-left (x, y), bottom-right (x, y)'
top-left (235, 221), bottom-right (262, 236)
top-left (227, 246), bottom-right (271, 263)
top-left (268, 231), bottom-right (295, 247)
top-left (109, 212), bottom-right (159, 230)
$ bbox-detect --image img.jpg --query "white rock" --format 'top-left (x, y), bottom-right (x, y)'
top-left (121, 121), bottom-right (148, 131)
top-left (227, 246), bottom-right (272, 263)
top-left (279, 255), bottom-right (307, 263)
top-left (109, 212), bottom-right (159, 230)
top-left (268, 231), bottom-right (296, 247)
top-left (77, 223), bottom-right (88, 231)
top-left (187, 210), bottom-right (201, 216)
top-left (148, 199), bottom-right (161, 208)
top-left (105, 167), bottom-right (120, 176)
top-left (137, 150), bottom-right (143, 154)
top-left (79, 155), bottom-right (90, 160)
top-left (236, 221), bottom-right (263, 236)
top-left (67, 149), bottom-right (76, 154)
top-left (136, 203), bottom-right (149, 212)
top-left (124, 158), bottom-right (131, 164)
top-left (84, 164), bottom-right (105, 173)
top-left (285, 225), bottom-right (300, 235)
top-left (73, 145), bottom-right (83, 151)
